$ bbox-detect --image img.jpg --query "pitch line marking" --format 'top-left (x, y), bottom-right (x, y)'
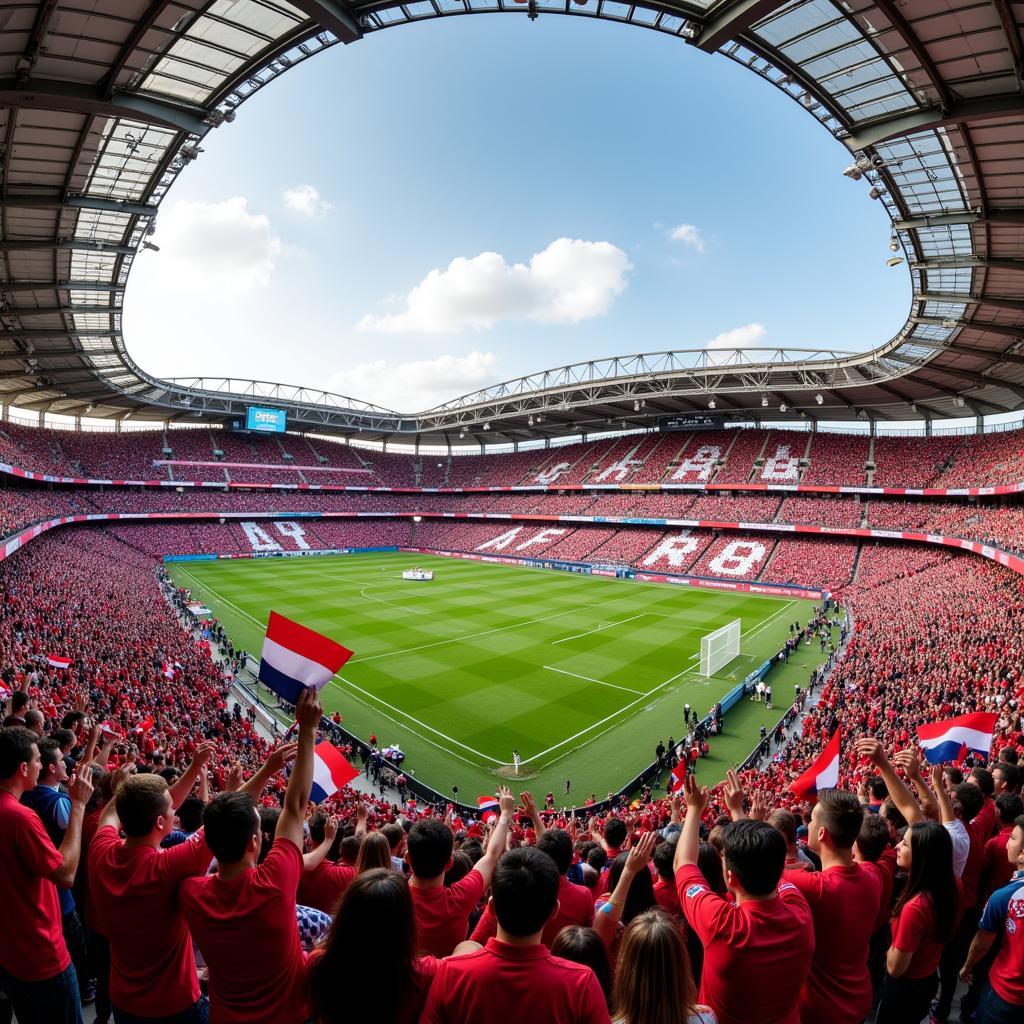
top-left (542, 666), bottom-right (645, 696)
top-left (551, 612), bottom-right (648, 645)
top-left (173, 569), bottom-right (495, 769)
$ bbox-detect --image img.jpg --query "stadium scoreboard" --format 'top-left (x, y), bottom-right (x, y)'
top-left (244, 406), bottom-right (287, 433)
top-left (659, 414), bottom-right (724, 431)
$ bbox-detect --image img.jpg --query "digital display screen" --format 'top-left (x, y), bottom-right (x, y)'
top-left (659, 414), bottom-right (724, 431)
top-left (245, 406), bottom-right (287, 433)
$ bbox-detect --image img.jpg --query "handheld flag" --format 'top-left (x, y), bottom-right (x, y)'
top-left (310, 741), bottom-right (359, 804)
top-left (259, 611), bottom-right (353, 705)
top-left (790, 729), bottom-right (840, 800)
top-left (98, 720), bottom-right (123, 740)
top-left (917, 713), bottom-right (998, 765)
top-left (477, 795), bottom-right (499, 823)
top-left (47, 655), bottom-right (71, 671)
top-left (668, 757), bottom-right (688, 794)
top-left (133, 715), bottom-right (154, 735)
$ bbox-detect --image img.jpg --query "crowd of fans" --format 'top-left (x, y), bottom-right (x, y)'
top-left (5, 419), bottom-right (1024, 490)
top-left (2, 525), bottom-right (1023, 1023)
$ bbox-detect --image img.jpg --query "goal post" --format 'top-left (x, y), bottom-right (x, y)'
top-left (700, 619), bottom-right (741, 677)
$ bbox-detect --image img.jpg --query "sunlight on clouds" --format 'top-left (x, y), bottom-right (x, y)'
top-left (356, 238), bottom-right (632, 334)
top-left (668, 224), bottom-right (705, 252)
top-left (283, 184), bottom-right (332, 219)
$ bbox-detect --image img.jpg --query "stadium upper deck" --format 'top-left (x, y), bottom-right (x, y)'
top-left (0, 1), bottom-right (1021, 443)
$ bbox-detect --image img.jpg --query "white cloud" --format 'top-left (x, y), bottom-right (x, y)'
top-left (328, 351), bottom-right (498, 412)
top-left (703, 323), bottom-right (768, 364)
top-left (668, 223), bottom-right (705, 252)
top-left (147, 197), bottom-right (281, 294)
top-left (283, 184), bottom-right (332, 218)
top-left (356, 238), bottom-right (632, 334)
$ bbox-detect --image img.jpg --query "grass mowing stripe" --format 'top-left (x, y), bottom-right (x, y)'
top-left (170, 553), bottom-right (829, 796)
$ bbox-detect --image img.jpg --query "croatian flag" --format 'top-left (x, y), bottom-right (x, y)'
top-left (917, 712), bottom-right (998, 765)
top-left (47, 655), bottom-right (72, 671)
top-left (310, 741), bottom-right (359, 804)
top-left (668, 757), bottom-right (688, 794)
top-left (258, 611), bottom-right (353, 705)
top-left (791, 729), bottom-right (840, 800)
top-left (477, 795), bottom-right (499, 823)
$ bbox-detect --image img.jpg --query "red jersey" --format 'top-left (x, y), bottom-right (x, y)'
top-left (980, 873), bottom-right (1024, 1006)
top-left (410, 869), bottom-right (486, 957)
top-left (786, 862), bottom-right (882, 1024)
top-left (890, 893), bottom-right (946, 980)
top-left (0, 791), bottom-right (69, 981)
top-left (653, 877), bottom-right (681, 916)
top-left (178, 837), bottom-right (308, 1024)
top-left (676, 863), bottom-right (814, 1024)
top-left (470, 874), bottom-right (594, 946)
top-left (980, 826), bottom-right (1015, 905)
top-left (89, 825), bottom-right (210, 1017)
top-left (296, 860), bottom-right (355, 914)
top-left (972, 798), bottom-right (997, 843)
top-left (962, 818), bottom-right (987, 909)
top-left (860, 847), bottom-right (898, 933)
top-left (421, 938), bottom-right (610, 1024)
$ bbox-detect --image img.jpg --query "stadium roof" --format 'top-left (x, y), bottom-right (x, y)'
top-left (0, 0), bottom-right (1022, 446)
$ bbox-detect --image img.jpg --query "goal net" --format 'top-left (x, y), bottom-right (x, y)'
top-left (700, 619), bottom-right (741, 677)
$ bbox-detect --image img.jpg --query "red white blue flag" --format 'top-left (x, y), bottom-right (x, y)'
top-left (310, 741), bottom-right (359, 804)
top-left (917, 712), bottom-right (998, 765)
top-left (791, 729), bottom-right (840, 800)
top-left (668, 757), bottom-right (688, 794)
top-left (258, 611), bottom-right (353, 705)
top-left (477, 795), bottom-right (499, 822)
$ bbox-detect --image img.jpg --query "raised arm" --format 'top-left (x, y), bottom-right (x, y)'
top-left (723, 769), bottom-right (747, 822)
top-left (673, 775), bottom-right (710, 873)
top-left (928, 764), bottom-right (956, 825)
top-left (594, 831), bottom-right (655, 948)
top-left (893, 750), bottom-right (938, 821)
top-left (520, 791), bottom-right (545, 838)
top-left (472, 786), bottom-right (515, 886)
top-left (855, 737), bottom-right (924, 826)
top-left (303, 816), bottom-right (338, 871)
top-left (276, 688), bottom-right (322, 850)
top-left (44, 766), bottom-right (94, 888)
top-left (239, 742), bottom-right (297, 800)
top-left (167, 741), bottom-right (217, 810)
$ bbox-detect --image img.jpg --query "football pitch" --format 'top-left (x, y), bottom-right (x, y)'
top-left (169, 552), bottom-right (828, 801)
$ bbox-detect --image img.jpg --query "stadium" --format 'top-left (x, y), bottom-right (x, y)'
top-left (0, 3), bottom-right (1023, 1024)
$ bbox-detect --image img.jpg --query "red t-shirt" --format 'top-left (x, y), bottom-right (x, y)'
top-left (296, 860), bottom-right (356, 914)
top-left (653, 877), bottom-right (681, 916)
top-left (676, 863), bottom-right (814, 1024)
top-left (786, 862), bottom-right (882, 1024)
top-left (962, 818), bottom-right (987, 909)
top-left (0, 791), bottom-right (69, 981)
top-left (89, 825), bottom-right (210, 1016)
top-left (411, 869), bottom-right (486, 957)
top-left (972, 798), bottom-right (997, 843)
top-left (980, 827), bottom-right (1015, 905)
top-left (306, 948), bottom-right (439, 1024)
top-left (860, 847), bottom-right (898, 933)
top-left (470, 874), bottom-right (595, 946)
top-left (891, 893), bottom-right (946, 979)
top-left (421, 938), bottom-right (610, 1024)
top-left (178, 837), bottom-right (308, 1024)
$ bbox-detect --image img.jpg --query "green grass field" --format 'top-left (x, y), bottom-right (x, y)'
top-left (169, 552), bottom-right (829, 801)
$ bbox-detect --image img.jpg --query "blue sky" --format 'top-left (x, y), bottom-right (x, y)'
top-left (123, 14), bottom-right (909, 414)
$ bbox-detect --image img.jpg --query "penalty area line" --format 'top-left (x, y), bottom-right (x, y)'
top-left (542, 666), bottom-right (645, 696)
top-left (550, 612), bottom-right (648, 645)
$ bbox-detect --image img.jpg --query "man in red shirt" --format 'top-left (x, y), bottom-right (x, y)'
top-left (853, 811), bottom-right (898, 1004)
top-left (470, 827), bottom-right (594, 944)
top-left (178, 688), bottom-right (321, 1024)
top-left (297, 805), bottom-right (366, 913)
top-left (89, 740), bottom-right (294, 1022)
top-left (408, 786), bottom-right (514, 956)
top-left (422, 846), bottom-right (609, 1024)
top-left (785, 787), bottom-right (883, 1024)
top-left (0, 726), bottom-right (93, 1024)
top-left (674, 774), bottom-right (814, 1024)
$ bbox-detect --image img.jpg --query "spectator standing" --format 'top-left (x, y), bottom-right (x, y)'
top-left (421, 846), bottom-right (610, 1024)
top-left (0, 727), bottom-right (93, 1024)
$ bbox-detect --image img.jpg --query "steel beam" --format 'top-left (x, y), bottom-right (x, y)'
top-left (1, 328), bottom-right (115, 338)
top-left (911, 256), bottom-right (1024, 272)
top-left (0, 80), bottom-right (207, 136)
top-left (0, 239), bottom-right (135, 256)
top-left (915, 292), bottom-right (1024, 314)
top-left (912, 316), bottom-right (1024, 340)
top-left (2, 306), bottom-right (114, 318)
top-left (0, 193), bottom-right (156, 218)
top-left (286, 0), bottom-right (363, 43)
top-left (896, 209), bottom-right (1024, 230)
top-left (844, 92), bottom-right (1024, 151)
top-left (693, 0), bottom-right (789, 52)
top-left (900, 336), bottom-right (1024, 368)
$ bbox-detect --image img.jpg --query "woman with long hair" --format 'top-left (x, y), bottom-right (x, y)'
top-left (306, 869), bottom-right (437, 1024)
top-left (354, 831), bottom-right (393, 874)
top-left (550, 926), bottom-right (613, 1007)
top-left (611, 910), bottom-right (716, 1024)
top-left (875, 820), bottom-right (958, 1024)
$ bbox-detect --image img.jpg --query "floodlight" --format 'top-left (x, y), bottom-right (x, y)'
top-left (842, 164), bottom-right (863, 181)
top-left (815, 393), bottom-right (823, 405)
top-left (868, 186), bottom-right (884, 199)
top-left (779, 402), bottom-right (787, 412)
top-left (483, 422), bottom-right (490, 430)
top-left (886, 256), bottom-right (904, 267)
top-left (761, 395), bottom-right (769, 407)
top-left (633, 400), bottom-right (640, 411)
top-left (708, 397), bottom-right (716, 409)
